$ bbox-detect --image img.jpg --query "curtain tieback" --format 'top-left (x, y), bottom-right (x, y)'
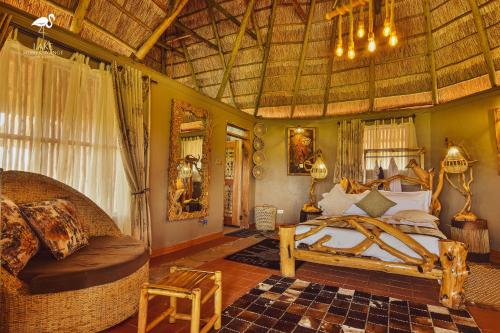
top-left (132, 188), bottom-right (150, 196)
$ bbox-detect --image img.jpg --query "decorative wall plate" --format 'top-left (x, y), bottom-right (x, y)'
top-left (253, 137), bottom-right (264, 150)
top-left (252, 166), bottom-right (264, 179)
top-left (253, 151), bottom-right (266, 165)
top-left (254, 122), bottom-right (267, 137)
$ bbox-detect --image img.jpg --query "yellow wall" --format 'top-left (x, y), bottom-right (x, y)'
top-left (430, 89), bottom-right (500, 250)
top-left (149, 80), bottom-right (254, 250)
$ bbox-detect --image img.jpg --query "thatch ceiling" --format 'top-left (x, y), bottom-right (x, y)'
top-left (2, 0), bottom-right (500, 118)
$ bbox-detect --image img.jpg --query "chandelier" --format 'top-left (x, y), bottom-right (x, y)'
top-left (326, 0), bottom-right (398, 60)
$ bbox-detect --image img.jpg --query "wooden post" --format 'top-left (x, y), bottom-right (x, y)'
top-left (423, 0), bottom-right (438, 104)
top-left (69, 0), bottom-right (91, 33)
top-left (322, 19), bottom-right (337, 116)
top-left (279, 225), bottom-right (296, 277)
top-left (137, 284), bottom-right (149, 333)
top-left (169, 266), bottom-right (177, 323)
top-left (439, 240), bottom-right (469, 309)
top-left (190, 288), bottom-right (201, 333)
top-left (214, 271), bottom-right (222, 330)
top-left (494, 108), bottom-right (500, 175)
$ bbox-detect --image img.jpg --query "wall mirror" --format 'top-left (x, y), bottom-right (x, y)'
top-left (168, 99), bottom-right (210, 221)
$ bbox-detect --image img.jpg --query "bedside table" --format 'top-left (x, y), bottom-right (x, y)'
top-left (300, 209), bottom-right (323, 222)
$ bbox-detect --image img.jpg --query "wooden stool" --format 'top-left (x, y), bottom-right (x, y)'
top-left (137, 266), bottom-right (222, 333)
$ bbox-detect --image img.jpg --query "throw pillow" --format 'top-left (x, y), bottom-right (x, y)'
top-left (1, 195), bottom-right (40, 275)
top-left (354, 189), bottom-right (397, 218)
top-left (392, 210), bottom-right (439, 224)
top-left (20, 199), bottom-right (88, 260)
top-left (318, 185), bottom-right (357, 216)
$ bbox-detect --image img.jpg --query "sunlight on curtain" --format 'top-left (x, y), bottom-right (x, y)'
top-left (363, 117), bottom-right (418, 172)
top-left (181, 136), bottom-right (203, 168)
top-left (0, 39), bottom-right (130, 232)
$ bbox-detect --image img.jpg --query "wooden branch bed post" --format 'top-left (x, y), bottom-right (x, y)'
top-left (439, 240), bottom-right (469, 309)
top-left (280, 225), bottom-right (296, 277)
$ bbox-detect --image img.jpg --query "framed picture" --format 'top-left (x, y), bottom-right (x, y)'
top-left (494, 108), bottom-right (500, 175)
top-left (287, 127), bottom-right (316, 175)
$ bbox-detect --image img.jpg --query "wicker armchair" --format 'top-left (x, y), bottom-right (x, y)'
top-left (0, 171), bottom-right (149, 333)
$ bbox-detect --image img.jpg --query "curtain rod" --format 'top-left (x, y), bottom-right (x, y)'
top-left (337, 113), bottom-right (416, 126)
top-left (12, 23), bottom-right (157, 84)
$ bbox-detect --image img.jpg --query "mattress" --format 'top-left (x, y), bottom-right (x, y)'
top-left (295, 217), bottom-right (446, 263)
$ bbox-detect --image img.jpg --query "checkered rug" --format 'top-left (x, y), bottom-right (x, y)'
top-left (218, 275), bottom-right (481, 333)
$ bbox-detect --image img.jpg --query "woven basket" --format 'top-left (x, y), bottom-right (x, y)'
top-left (255, 205), bottom-right (277, 231)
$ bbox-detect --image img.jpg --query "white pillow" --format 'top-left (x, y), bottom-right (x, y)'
top-left (343, 190), bottom-right (370, 216)
top-left (321, 183), bottom-right (346, 198)
top-left (380, 190), bottom-right (432, 215)
top-left (318, 186), bottom-right (357, 216)
top-left (392, 210), bottom-right (438, 224)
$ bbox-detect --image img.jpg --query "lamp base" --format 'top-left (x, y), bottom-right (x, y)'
top-left (302, 203), bottom-right (321, 213)
top-left (453, 211), bottom-right (478, 222)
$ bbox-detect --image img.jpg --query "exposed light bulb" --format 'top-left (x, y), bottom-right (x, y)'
top-left (367, 34), bottom-right (376, 52)
top-left (389, 30), bottom-right (398, 46)
top-left (348, 41), bottom-right (355, 59)
top-left (383, 22), bottom-right (391, 37)
top-left (335, 43), bottom-right (344, 57)
top-left (357, 25), bottom-right (365, 38)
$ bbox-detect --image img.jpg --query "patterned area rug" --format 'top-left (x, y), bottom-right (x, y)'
top-left (226, 229), bottom-right (277, 239)
top-left (225, 239), bottom-right (303, 270)
top-left (220, 275), bottom-right (482, 333)
top-left (465, 262), bottom-right (500, 310)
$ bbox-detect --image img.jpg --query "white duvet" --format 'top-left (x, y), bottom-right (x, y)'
top-left (295, 217), bottom-right (445, 263)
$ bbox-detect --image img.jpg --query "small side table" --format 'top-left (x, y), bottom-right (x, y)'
top-left (451, 219), bottom-right (490, 262)
top-left (300, 209), bottom-right (323, 223)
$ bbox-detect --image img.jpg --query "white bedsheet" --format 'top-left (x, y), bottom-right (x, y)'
top-left (295, 218), bottom-right (444, 263)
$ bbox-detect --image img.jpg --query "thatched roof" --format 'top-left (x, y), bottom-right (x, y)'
top-left (3, 0), bottom-right (500, 118)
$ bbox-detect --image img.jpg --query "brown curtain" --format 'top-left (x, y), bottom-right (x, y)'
top-left (112, 63), bottom-right (151, 249)
top-left (334, 119), bottom-right (364, 182)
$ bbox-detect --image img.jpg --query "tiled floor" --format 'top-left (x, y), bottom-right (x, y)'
top-left (106, 236), bottom-right (500, 333)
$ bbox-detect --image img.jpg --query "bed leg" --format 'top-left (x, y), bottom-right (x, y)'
top-left (439, 239), bottom-right (469, 309)
top-left (279, 225), bottom-right (296, 277)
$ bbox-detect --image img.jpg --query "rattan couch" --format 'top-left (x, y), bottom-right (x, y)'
top-left (0, 171), bottom-right (149, 333)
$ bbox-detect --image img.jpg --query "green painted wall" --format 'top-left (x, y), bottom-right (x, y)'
top-left (430, 89), bottom-right (500, 251)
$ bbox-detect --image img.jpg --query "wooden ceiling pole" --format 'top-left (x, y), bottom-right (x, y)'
top-left (322, 19), bottom-right (337, 116)
top-left (135, 0), bottom-right (189, 60)
top-left (290, 0), bottom-right (317, 118)
top-left (467, 0), bottom-right (497, 87)
top-left (326, 0), bottom-right (368, 20)
top-left (207, 3), bottom-right (238, 107)
top-left (291, 0), bottom-right (307, 23)
top-left (216, 0), bottom-right (256, 100)
top-left (208, 0), bottom-right (257, 41)
top-left (181, 41), bottom-right (200, 91)
top-left (423, 0), bottom-right (438, 104)
top-left (254, 0), bottom-right (279, 116)
top-left (156, 40), bottom-right (185, 58)
top-left (69, 0), bottom-right (91, 33)
top-left (368, 57), bottom-right (375, 112)
top-left (249, 2), bottom-right (263, 50)
top-left (174, 22), bottom-right (219, 51)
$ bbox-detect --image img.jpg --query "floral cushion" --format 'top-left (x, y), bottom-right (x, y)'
top-left (1, 195), bottom-right (40, 275)
top-left (20, 199), bottom-right (88, 260)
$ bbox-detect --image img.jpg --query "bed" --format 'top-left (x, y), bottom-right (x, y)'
top-left (279, 168), bottom-right (469, 309)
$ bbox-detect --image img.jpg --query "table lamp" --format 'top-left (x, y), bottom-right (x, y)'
top-left (302, 149), bottom-right (328, 212)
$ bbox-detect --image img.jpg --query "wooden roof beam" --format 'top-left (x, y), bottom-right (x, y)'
top-left (207, 2), bottom-right (238, 107)
top-left (254, 0), bottom-right (280, 116)
top-left (290, 0), bottom-right (317, 118)
top-left (216, 0), bottom-right (256, 100)
top-left (249, 1), bottom-right (263, 50)
top-left (291, 0), bottom-right (307, 23)
top-left (208, 0), bottom-right (257, 41)
top-left (156, 40), bottom-right (185, 58)
top-left (181, 41), bottom-right (200, 91)
top-left (174, 21), bottom-right (219, 51)
top-left (423, 0), bottom-right (438, 104)
top-left (326, 0), bottom-right (368, 20)
top-left (69, 0), bottom-right (91, 33)
top-left (322, 18), bottom-right (337, 116)
top-left (135, 0), bottom-right (189, 60)
top-left (368, 57), bottom-right (375, 112)
top-left (467, 0), bottom-right (497, 87)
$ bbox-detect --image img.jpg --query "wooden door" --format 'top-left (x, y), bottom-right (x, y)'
top-left (224, 140), bottom-right (242, 226)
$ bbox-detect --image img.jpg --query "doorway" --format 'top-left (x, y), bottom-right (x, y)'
top-left (224, 124), bottom-right (251, 228)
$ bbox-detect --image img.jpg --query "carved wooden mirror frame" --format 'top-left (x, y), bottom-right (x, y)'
top-left (167, 99), bottom-right (211, 221)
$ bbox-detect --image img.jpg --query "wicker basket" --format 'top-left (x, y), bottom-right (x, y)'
top-left (255, 205), bottom-right (277, 231)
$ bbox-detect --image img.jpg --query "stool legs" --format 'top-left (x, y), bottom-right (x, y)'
top-left (137, 284), bottom-right (149, 333)
top-left (190, 288), bottom-right (201, 333)
top-left (169, 296), bottom-right (177, 323)
top-left (214, 271), bottom-right (222, 330)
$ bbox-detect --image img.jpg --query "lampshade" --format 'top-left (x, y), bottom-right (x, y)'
top-left (443, 146), bottom-right (468, 174)
top-left (310, 153), bottom-right (328, 180)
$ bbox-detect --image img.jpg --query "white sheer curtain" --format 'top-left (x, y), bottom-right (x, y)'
top-left (0, 39), bottom-right (130, 232)
top-left (181, 136), bottom-right (203, 168)
top-left (363, 117), bottom-right (418, 180)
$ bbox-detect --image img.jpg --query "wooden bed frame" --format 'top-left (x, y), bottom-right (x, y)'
top-left (279, 165), bottom-right (469, 309)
